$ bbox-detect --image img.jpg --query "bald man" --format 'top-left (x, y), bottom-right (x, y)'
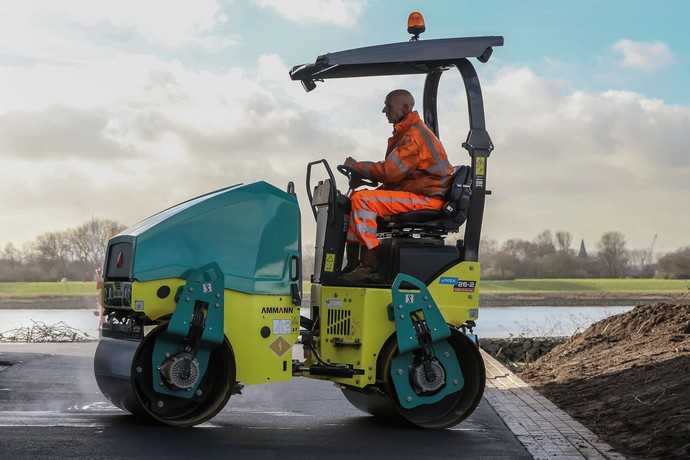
top-left (342, 89), bottom-right (455, 281)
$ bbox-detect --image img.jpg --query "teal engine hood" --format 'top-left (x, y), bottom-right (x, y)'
top-left (104, 181), bottom-right (301, 296)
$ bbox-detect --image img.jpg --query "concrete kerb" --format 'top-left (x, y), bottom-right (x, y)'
top-left (481, 349), bottom-right (625, 460)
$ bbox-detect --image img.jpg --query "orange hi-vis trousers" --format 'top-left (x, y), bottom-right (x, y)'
top-left (346, 189), bottom-right (445, 249)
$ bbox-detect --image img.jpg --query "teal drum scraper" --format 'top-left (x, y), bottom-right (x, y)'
top-left (151, 263), bottom-right (225, 399)
top-left (389, 273), bottom-right (464, 409)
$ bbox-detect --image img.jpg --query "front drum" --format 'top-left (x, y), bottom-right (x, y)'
top-left (378, 330), bottom-right (485, 429)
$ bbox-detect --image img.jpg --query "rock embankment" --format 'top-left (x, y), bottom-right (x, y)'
top-left (480, 337), bottom-right (566, 370)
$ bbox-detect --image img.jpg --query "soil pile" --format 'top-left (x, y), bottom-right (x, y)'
top-left (520, 303), bottom-right (690, 460)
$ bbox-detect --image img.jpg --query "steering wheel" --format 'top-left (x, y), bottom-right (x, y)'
top-left (337, 164), bottom-right (379, 190)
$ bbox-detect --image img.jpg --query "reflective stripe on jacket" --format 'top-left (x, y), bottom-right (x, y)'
top-left (351, 111), bottom-right (454, 197)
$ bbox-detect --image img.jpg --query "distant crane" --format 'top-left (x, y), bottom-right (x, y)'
top-left (645, 234), bottom-right (658, 265)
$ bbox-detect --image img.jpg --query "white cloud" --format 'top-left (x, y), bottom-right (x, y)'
top-left (0, 51), bottom-right (364, 244)
top-left (612, 39), bottom-right (675, 71)
top-left (453, 66), bottom-right (690, 252)
top-left (2, 54), bottom-right (689, 252)
top-left (254, 0), bottom-right (365, 27)
top-left (0, 1), bottom-right (235, 62)
top-left (0, 7), bottom-right (688, 254)
top-left (61, 0), bottom-right (230, 48)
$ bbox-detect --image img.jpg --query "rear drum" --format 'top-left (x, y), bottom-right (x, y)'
top-left (95, 324), bottom-right (235, 427)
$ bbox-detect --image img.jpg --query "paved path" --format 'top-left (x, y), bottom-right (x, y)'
top-left (482, 351), bottom-right (624, 460)
top-left (0, 343), bottom-right (530, 460)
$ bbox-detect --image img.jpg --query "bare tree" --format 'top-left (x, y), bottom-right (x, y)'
top-left (1, 243), bottom-right (21, 262)
top-left (479, 237), bottom-right (498, 261)
top-left (657, 247), bottom-right (690, 279)
top-left (555, 230), bottom-right (572, 253)
top-left (0, 218), bottom-right (127, 281)
top-left (597, 231), bottom-right (629, 277)
top-left (69, 219), bottom-right (126, 269)
top-left (628, 249), bottom-right (648, 268)
top-left (33, 232), bottom-right (72, 275)
top-left (534, 230), bottom-right (556, 257)
top-left (478, 237), bottom-right (498, 277)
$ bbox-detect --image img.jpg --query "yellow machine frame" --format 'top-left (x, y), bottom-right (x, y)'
top-left (308, 261), bottom-right (479, 388)
top-left (131, 280), bottom-right (299, 385)
top-left (127, 260), bottom-right (478, 389)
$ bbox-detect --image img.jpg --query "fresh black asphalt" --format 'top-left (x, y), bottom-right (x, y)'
top-left (0, 349), bottom-right (531, 459)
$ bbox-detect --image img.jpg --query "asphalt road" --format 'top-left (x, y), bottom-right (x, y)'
top-left (0, 344), bottom-right (530, 459)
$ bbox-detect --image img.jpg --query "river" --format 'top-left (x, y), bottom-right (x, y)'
top-left (0, 306), bottom-right (633, 339)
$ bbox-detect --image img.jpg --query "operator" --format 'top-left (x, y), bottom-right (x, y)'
top-left (342, 89), bottom-right (454, 281)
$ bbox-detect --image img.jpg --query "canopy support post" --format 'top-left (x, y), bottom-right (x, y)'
top-left (422, 70), bottom-right (443, 138)
top-left (454, 58), bottom-right (494, 263)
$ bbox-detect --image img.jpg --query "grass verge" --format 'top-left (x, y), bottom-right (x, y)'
top-left (481, 278), bottom-right (690, 293)
top-left (0, 282), bottom-right (97, 297)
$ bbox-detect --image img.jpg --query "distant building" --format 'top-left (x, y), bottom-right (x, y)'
top-left (578, 239), bottom-right (588, 258)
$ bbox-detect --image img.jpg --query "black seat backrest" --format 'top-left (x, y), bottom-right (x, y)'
top-left (441, 165), bottom-right (472, 223)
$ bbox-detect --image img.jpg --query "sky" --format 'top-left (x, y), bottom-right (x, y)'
top-left (0, 0), bottom-right (688, 254)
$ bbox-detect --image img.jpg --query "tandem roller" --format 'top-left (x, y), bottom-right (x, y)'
top-left (95, 11), bottom-right (500, 429)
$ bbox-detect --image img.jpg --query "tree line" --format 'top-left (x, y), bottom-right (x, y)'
top-left (479, 230), bottom-right (690, 279)
top-left (0, 219), bottom-right (125, 282)
top-left (1, 221), bottom-right (688, 281)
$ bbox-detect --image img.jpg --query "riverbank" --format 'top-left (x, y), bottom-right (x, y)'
top-left (481, 278), bottom-right (690, 306)
top-left (480, 291), bottom-right (689, 306)
top-left (0, 296), bottom-right (97, 309)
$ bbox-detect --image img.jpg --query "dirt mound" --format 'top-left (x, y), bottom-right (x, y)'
top-left (520, 303), bottom-right (690, 460)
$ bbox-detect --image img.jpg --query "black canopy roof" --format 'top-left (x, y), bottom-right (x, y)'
top-left (290, 36), bottom-right (503, 81)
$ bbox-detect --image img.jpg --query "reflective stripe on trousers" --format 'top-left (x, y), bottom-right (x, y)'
top-left (347, 189), bottom-right (445, 249)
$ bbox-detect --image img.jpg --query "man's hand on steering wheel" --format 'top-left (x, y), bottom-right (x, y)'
top-left (337, 159), bottom-right (379, 191)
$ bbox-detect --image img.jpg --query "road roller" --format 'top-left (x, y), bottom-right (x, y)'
top-left (94, 16), bottom-right (502, 428)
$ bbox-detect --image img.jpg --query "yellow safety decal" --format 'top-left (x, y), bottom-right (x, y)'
top-left (475, 157), bottom-right (486, 176)
top-left (324, 253), bottom-right (335, 272)
top-left (269, 336), bottom-right (291, 356)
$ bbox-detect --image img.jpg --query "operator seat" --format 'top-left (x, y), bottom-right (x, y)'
top-left (378, 165), bottom-right (472, 237)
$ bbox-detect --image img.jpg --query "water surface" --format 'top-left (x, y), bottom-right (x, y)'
top-left (475, 306), bottom-right (633, 338)
top-left (0, 305), bottom-right (633, 339)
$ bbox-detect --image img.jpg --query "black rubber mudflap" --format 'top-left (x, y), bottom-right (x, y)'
top-left (93, 337), bottom-right (145, 415)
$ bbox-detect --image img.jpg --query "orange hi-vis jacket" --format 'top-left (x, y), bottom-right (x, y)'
top-left (345, 111), bottom-right (454, 250)
top-left (351, 111), bottom-right (454, 197)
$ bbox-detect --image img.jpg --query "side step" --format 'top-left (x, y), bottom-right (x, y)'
top-left (292, 363), bottom-right (365, 378)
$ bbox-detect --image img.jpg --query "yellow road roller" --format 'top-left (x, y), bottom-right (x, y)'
top-left (94, 18), bottom-right (502, 429)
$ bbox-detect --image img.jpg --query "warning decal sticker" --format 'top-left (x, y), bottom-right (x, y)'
top-left (324, 253), bottom-right (335, 272)
top-left (269, 336), bottom-right (291, 356)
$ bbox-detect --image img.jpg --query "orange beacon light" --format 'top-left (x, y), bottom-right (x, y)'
top-left (407, 11), bottom-right (425, 40)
